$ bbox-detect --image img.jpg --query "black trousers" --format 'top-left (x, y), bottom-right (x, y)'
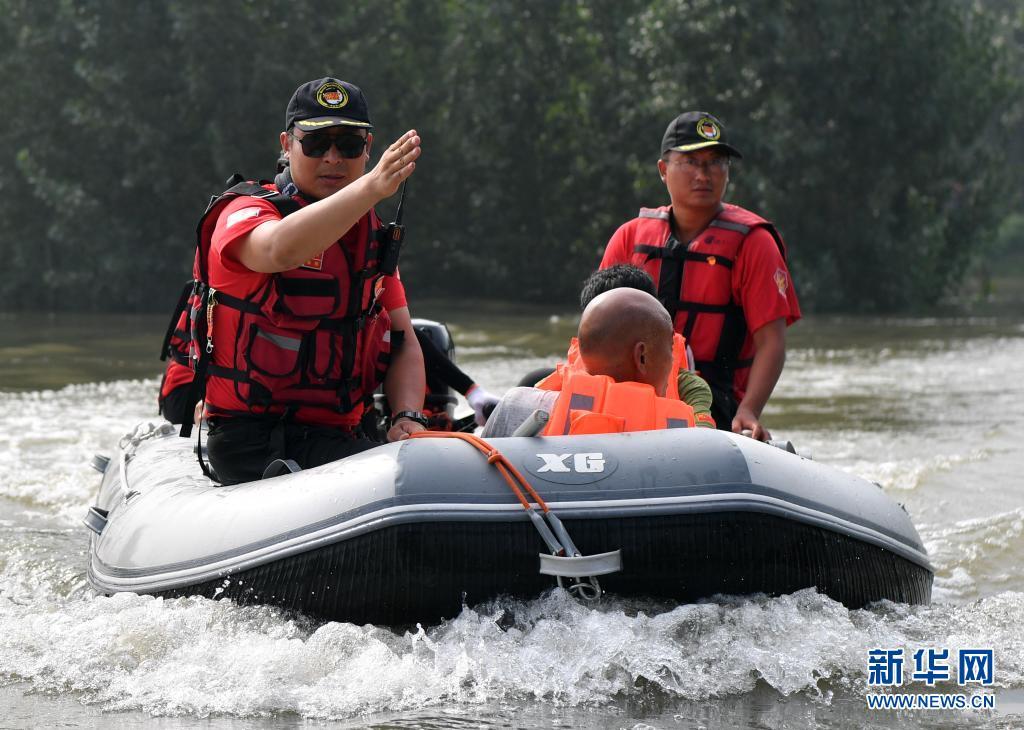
top-left (206, 416), bottom-right (379, 486)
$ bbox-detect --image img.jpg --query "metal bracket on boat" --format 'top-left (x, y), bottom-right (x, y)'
top-left (83, 507), bottom-right (109, 536)
top-left (517, 469), bottom-right (620, 603)
top-left (90, 453), bottom-right (110, 474)
top-left (119, 452), bottom-right (131, 494)
top-left (539, 549), bottom-right (622, 602)
top-left (262, 459), bottom-right (302, 479)
top-left (117, 421), bottom-right (177, 457)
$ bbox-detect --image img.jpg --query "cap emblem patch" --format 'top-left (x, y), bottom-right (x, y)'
top-left (697, 117), bottom-right (721, 141)
top-left (316, 82), bottom-right (348, 109)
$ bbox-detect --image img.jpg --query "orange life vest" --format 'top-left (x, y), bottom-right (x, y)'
top-left (616, 203), bottom-right (786, 398)
top-left (542, 371), bottom-right (696, 436)
top-left (536, 333), bottom-right (688, 399)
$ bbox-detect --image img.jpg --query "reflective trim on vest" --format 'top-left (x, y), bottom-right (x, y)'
top-left (638, 207), bottom-right (670, 220)
top-left (708, 218), bottom-right (751, 234)
top-left (256, 329), bottom-right (301, 351)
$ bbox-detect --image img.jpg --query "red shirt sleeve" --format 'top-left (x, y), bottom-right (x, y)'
top-left (377, 271), bottom-right (407, 312)
top-left (600, 222), bottom-right (634, 268)
top-left (733, 227), bottom-right (802, 333)
top-left (207, 196), bottom-right (282, 294)
top-left (210, 198), bottom-right (409, 312)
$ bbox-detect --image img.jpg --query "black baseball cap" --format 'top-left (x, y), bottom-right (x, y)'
top-left (661, 111), bottom-right (742, 158)
top-left (285, 77), bottom-right (373, 132)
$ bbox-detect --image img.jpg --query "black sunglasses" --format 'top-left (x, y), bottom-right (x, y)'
top-left (295, 132), bottom-right (367, 159)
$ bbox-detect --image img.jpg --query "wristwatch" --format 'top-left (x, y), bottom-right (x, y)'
top-left (390, 410), bottom-right (428, 428)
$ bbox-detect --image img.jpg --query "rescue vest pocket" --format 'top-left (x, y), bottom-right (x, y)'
top-left (310, 329), bottom-right (340, 382)
top-left (247, 324), bottom-right (304, 379)
top-left (272, 273), bottom-right (341, 320)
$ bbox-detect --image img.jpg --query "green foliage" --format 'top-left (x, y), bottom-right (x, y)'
top-left (0, 0), bottom-right (1019, 313)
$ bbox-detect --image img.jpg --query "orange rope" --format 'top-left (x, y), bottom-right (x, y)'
top-left (408, 431), bottom-right (550, 512)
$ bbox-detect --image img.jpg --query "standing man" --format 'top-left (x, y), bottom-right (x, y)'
top-left (601, 112), bottom-right (800, 440)
top-left (196, 77), bottom-right (426, 484)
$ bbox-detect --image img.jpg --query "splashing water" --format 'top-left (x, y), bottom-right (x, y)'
top-left (1, 316), bottom-right (1023, 728)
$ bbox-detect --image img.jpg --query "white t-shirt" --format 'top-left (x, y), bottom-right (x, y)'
top-left (481, 387), bottom-right (558, 438)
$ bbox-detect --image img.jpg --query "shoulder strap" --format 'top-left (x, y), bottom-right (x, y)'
top-left (760, 222), bottom-right (787, 260)
top-left (638, 206), bottom-right (670, 220)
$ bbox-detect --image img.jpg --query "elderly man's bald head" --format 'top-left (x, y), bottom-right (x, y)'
top-left (578, 288), bottom-right (674, 395)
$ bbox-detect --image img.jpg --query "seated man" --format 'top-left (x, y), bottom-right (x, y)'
top-left (578, 263), bottom-right (659, 310)
top-left (483, 288), bottom-right (697, 437)
top-left (167, 77), bottom-right (426, 485)
top-left (520, 264), bottom-right (715, 427)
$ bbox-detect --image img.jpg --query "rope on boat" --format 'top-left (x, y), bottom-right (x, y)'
top-left (407, 431), bottom-right (621, 601)
top-left (409, 431), bottom-right (563, 553)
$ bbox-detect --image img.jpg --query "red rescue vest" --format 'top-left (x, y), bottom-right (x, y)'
top-left (536, 333), bottom-right (689, 400)
top-left (618, 204), bottom-right (786, 398)
top-left (157, 359), bottom-right (195, 424)
top-left (542, 371), bottom-right (696, 435)
top-left (159, 180), bottom-right (391, 432)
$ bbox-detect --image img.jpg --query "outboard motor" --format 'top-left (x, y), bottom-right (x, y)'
top-left (368, 318), bottom-right (460, 438)
top-left (414, 318), bottom-right (460, 429)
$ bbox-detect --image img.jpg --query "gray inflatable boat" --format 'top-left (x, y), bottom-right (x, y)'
top-left (85, 422), bottom-right (932, 625)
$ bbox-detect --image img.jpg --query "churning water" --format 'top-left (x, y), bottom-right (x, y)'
top-left (1, 314), bottom-right (1022, 728)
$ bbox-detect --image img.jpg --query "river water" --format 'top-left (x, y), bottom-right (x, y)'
top-left (1, 308), bottom-right (1023, 728)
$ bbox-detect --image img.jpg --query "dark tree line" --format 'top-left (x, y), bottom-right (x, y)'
top-left (0, 0), bottom-right (1019, 313)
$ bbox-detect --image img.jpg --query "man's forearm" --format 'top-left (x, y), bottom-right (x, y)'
top-left (737, 319), bottom-right (786, 418)
top-left (256, 176), bottom-right (384, 270)
top-left (384, 327), bottom-right (426, 414)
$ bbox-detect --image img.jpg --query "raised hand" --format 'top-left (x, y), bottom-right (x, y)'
top-left (368, 130), bottom-right (420, 198)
